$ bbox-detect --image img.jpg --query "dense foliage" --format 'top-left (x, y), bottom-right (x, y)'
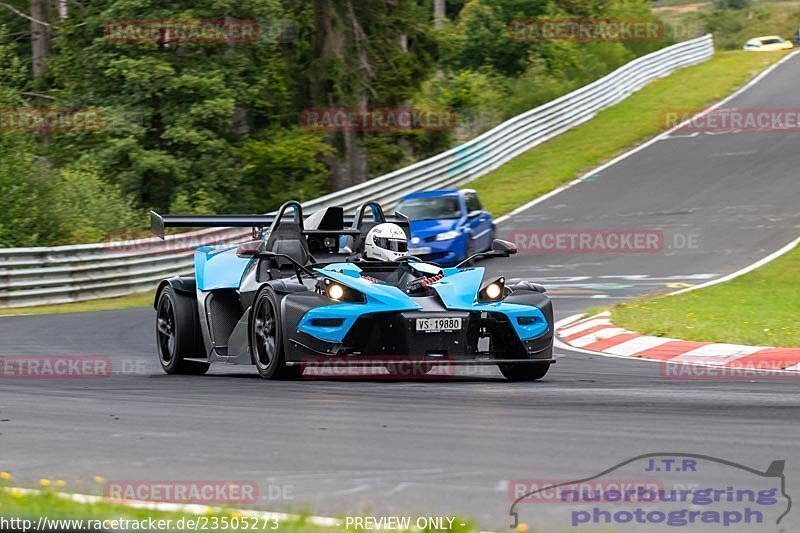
top-left (1, 0), bottom-right (663, 246)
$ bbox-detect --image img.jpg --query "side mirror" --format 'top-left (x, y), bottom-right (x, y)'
top-left (454, 239), bottom-right (517, 268)
top-left (467, 210), bottom-right (482, 218)
top-left (491, 239), bottom-right (517, 255)
top-left (236, 240), bottom-right (264, 257)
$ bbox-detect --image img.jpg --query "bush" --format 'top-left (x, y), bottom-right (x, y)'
top-left (714, 0), bottom-right (751, 10)
top-left (415, 70), bottom-right (506, 140)
top-left (0, 152), bottom-right (140, 247)
top-left (238, 128), bottom-right (332, 212)
top-left (701, 5), bottom-right (797, 50)
top-left (47, 164), bottom-right (141, 245)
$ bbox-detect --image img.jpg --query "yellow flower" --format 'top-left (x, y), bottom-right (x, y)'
top-left (11, 488), bottom-right (23, 499)
top-left (55, 479), bottom-right (66, 488)
top-left (203, 507), bottom-right (215, 516)
top-left (517, 524), bottom-right (529, 533)
top-left (93, 476), bottom-right (105, 484)
top-left (39, 479), bottom-right (52, 488)
top-left (0, 471), bottom-right (11, 481)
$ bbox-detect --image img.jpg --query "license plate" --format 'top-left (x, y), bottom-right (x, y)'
top-left (416, 317), bottom-right (462, 332)
top-left (409, 247), bottom-right (432, 255)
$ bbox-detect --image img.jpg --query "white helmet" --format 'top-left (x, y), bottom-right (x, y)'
top-left (364, 223), bottom-right (408, 261)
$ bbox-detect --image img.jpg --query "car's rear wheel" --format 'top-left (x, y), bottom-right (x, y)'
top-left (498, 363), bottom-right (549, 382)
top-left (156, 286), bottom-right (209, 375)
top-left (250, 287), bottom-right (301, 379)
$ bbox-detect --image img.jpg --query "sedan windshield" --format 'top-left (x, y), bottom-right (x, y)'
top-left (395, 196), bottom-right (462, 220)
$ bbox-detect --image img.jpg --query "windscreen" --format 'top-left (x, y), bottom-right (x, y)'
top-left (395, 196), bottom-right (462, 220)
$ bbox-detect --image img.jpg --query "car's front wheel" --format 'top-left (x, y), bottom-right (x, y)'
top-left (498, 363), bottom-right (549, 382)
top-left (155, 286), bottom-right (209, 375)
top-left (250, 287), bottom-right (301, 379)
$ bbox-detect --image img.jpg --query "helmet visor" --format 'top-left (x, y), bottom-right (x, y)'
top-left (373, 237), bottom-right (407, 253)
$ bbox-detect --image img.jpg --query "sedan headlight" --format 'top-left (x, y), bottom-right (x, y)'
top-left (478, 277), bottom-right (506, 302)
top-left (435, 230), bottom-right (461, 241)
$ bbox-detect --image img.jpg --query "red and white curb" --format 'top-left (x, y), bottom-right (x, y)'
top-left (555, 312), bottom-right (800, 373)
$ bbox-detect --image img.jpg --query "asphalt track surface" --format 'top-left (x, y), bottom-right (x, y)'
top-left (2, 55), bottom-right (800, 532)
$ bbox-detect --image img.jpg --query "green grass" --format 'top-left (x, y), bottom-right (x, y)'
top-left (0, 483), bottom-right (477, 533)
top-left (471, 50), bottom-right (786, 216)
top-left (0, 488), bottom-right (308, 532)
top-left (0, 291), bottom-right (153, 316)
top-left (611, 245), bottom-right (800, 347)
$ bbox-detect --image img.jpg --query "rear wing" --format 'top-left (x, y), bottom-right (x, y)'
top-left (150, 200), bottom-right (409, 240)
top-left (150, 212), bottom-right (275, 239)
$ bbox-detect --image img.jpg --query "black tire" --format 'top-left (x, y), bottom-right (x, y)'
top-left (250, 287), bottom-right (300, 379)
top-left (498, 363), bottom-right (550, 382)
top-left (155, 286), bottom-right (209, 375)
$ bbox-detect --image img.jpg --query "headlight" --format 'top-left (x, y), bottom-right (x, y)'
top-left (478, 277), bottom-right (506, 302)
top-left (321, 278), bottom-right (366, 303)
top-left (328, 283), bottom-right (344, 300)
top-left (435, 230), bottom-right (461, 241)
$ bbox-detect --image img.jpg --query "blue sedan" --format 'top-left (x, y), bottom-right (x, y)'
top-left (395, 189), bottom-right (495, 266)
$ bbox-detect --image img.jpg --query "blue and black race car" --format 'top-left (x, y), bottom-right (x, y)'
top-left (151, 200), bottom-right (554, 381)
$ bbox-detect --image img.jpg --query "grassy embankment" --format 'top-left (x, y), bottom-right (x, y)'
top-left (611, 244), bottom-right (800, 347)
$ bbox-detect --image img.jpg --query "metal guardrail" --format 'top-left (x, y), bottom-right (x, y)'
top-left (0, 35), bottom-right (713, 308)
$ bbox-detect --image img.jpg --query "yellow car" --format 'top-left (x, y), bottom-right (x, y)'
top-left (743, 36), bottom-right (793, 51)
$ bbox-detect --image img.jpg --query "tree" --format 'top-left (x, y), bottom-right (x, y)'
top-left (434, 0), bottom-right (446, 28)
top-left (306, 0), bottom-right (435, 190)
top-left (29, 0), bottom-right (49, 78)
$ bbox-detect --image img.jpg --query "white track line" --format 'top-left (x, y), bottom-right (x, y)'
top-left (495, 50), bottom-right (800, 227)
top-left (668, 236), bottom-right (800, 296)
top-left (546, 54), bottom-right (800, 367)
